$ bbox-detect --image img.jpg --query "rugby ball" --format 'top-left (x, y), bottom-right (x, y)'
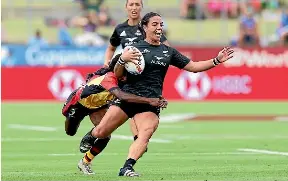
top-left (123, 46), bottom-right (145, 75)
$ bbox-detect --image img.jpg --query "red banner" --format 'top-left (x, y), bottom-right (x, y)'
top-left (176, 47), bottom-right (288, 68)
top-left (1, 67), bottom-right (96, 101)
top-left (2, 66), bottom-right (288, 101)
top-left (163, 67), bottom-right (288, 100)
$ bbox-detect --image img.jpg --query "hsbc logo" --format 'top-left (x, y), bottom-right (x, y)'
top-left (175, 72), bottom-right (252, 100)
top-left (175, 72), bottom-right (211, 100)
top-left (48, 70), bottom-right (84, 101)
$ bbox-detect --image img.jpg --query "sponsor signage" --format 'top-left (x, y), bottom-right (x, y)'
top-left (1, 44), bottom-right (107, 66)
top-left (2, 66), bottom-right (287, 100)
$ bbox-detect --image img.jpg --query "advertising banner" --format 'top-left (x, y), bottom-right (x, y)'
top-left (2, 44), bottom-right (287, 68)
top-left (2, 67), bottom-right (95, 100)
top-left (1, 44), bottom-right (107, 66)
top-left (176, 47), bottom-right (288, 68)
top-left (2, 66), bottom-right (287, 101)
top-left (164, 67), bottom-right (288, 100)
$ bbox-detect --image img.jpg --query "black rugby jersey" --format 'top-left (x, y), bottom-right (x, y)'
top-left (121, 40), bottom-right (190, 98)
top-left (109, 20), bottom-right (167, 48)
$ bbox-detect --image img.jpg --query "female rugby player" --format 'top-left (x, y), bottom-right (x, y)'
top-left (103, 0), bottom-right (169, 143)
top-left (83, 12), bottom-right (234, 177)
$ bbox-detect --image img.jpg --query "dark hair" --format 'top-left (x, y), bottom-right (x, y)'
top-left (95, 53), bottom-right (121, 75)
top-left (139, 12), bottom-right (161, 38)
top-left (126, 0), bottom-right (143, 7)
top-left (85, 54), bottom-right (122, 82)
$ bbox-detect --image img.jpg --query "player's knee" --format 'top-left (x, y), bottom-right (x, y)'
top-left (93, 126), bottom-right (110, 138)
top-left (138, 127), bottom-right (155, 143)
top-left (65, 123), bottom-right (77, 136)
top-left (66, 129), bottom-right (77, 136)
top-left (65, 119), bottom-right (80, 136)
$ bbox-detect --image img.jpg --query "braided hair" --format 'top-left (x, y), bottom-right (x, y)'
top-left (139, 12), bottom-right (161, 39)
top-left (85, 53), bottom-right (122, 82)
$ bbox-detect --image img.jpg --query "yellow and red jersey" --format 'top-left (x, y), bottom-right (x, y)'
top-left (62, 72), bottom-right (118, 116)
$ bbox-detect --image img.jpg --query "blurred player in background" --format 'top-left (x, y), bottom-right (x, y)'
top-left (104, 0), bottom-right (169, 66)
top-left (62, 54), bottom-right (167, 174)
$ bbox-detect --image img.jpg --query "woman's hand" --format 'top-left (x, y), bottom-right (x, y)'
top-left (216, 47), bottom-right (234, 63)
top-left (120, 47), bottom-right (141, 65)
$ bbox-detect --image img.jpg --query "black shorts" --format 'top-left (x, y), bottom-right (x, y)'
top-left (111, 99), bottom-right (160, 118)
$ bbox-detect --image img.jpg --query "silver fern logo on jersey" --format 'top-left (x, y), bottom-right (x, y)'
top-left (154, 56), bottom-right (164, 60)
top-left (142, 49), bottom-right (150, 53)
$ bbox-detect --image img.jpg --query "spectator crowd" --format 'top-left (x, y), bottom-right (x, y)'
top-left (180, 0), bottom-right (288, 47)
top-left (4, 0), bottom-right (287, 48)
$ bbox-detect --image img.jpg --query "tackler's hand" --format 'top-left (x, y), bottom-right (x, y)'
top-left (85, 72), bottom-right (95, 83)
top-left (147, 98), bottom-right (161, 107)
top-left (158, 96), bottom-right (168, 109)
top-left (103, 63), bottom-right (109, 68)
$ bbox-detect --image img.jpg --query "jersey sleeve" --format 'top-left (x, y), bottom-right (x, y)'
top-left (109, 27), bottom-right (121, 47)
top-left (160, 34), bottom-right (167, 43)
top-left (100, 72), bottom-right (119, 91)
top-left (170, 47), bottom-right (191, 69)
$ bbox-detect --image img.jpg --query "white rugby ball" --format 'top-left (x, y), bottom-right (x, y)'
top-left (123, 46), bottom-right (145, 75)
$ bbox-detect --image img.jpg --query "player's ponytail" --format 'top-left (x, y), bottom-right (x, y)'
top-left (94, 54), bottom-right (122, 75)
top-left (85, 54), bottom-right (122, 82)
top-left (108, 53), bottom-right (122, 71)
top-left (139, 12), bottom-right (161, 39)
top-left (85, 54), bottom-right (121, 82)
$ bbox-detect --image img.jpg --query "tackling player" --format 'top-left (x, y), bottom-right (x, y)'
top-left (62, 54), bottom-right (167, 174)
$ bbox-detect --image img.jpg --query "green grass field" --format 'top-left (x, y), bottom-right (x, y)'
top-left (2, 101), bottom-right (288, 181)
